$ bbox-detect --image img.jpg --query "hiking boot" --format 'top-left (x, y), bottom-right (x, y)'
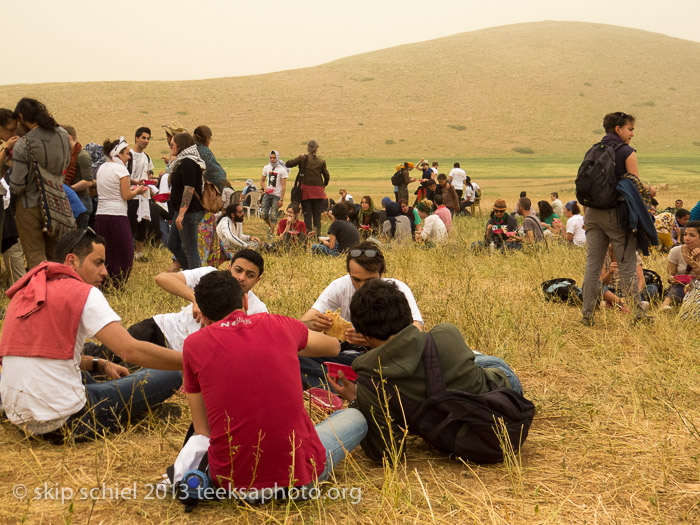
top-left (580, 316), bottom-right (594, 327)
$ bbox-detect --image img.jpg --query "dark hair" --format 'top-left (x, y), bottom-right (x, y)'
top-left (433, 193), bottom-right (444, 206)
top-left (350, 279), bottom-right (412, 340)
top-left (538, 200), bottom-right (554, 218)
top-left (519, 197), bottom-right (531, 211)
top-left (193, 125), bottom-right (212, 145)
top-left (519, 191), bottom-right (527, 198)
top-left (685, 220), bottom-right (700, 236)
top-left (194, 271), bottom-right (243, 322)
top-left (135, 126), bottom-right (151, 139)
top-left (361, 195), bottom-right (373, 207)
top-left (550, 191), bottom-right (559, 199)
top-left (172, 132), bottom-right (195, 154)
top-left (62, 125), bottom-right (77, 140)
top-left (0, 108), bottom-right (15, 128)
top-left (346, 241), bottom-right (385, 274)
top-left (603, 111), bottom-right (635, 133)
top-left (332, 203), bottom-right (348, 220)
top-left (102, 138), bottom-right (122, 157)
top-left (566, 201), bottom-right (581, 215)
top-left (437, 173), bottom-right (447, 182)
top-left (231, 248), bottom-right (264, 277)
top-left (431, 161), bottom-right (438, 167)
top-left (218, 202), bottom-right (243, 225)
top-left (427, 179), bottom-right (437, 188)
top-left (55, 229), bottom-right (106, 264)
top-left (287, 202), bottom-right (301, 216)
top-left (676, 208), bottom-right (690, 220)
top-left (14, 98), bottom-right (58, 130)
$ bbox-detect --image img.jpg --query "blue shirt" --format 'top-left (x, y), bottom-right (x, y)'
top-left (63, 184), bottom-right (87, 218)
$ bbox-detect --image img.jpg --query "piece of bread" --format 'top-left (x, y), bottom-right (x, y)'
top-left (323, 309), bottom-right (353, 342)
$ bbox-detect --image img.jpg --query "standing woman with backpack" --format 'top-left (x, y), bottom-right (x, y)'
top-left (580, 112), bottom-right (655, 326)
top-left (285, 140), bottom-right (329, 237)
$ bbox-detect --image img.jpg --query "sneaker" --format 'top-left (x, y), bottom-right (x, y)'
top-left (640, 301), bottom-right (650, 311)
top-left (581, 316), bottom-right (595, 327)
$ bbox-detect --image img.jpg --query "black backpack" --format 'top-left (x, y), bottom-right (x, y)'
top-left (391, 170), bottom-right (404, 186)
top-left (575, 141), bottom-right (625, 210)
top-left (641, 268), bottom-right (664, 302)
top-left (358, 334), bottom-right (535, 464)
top-left (541, 278), bottom-right (583, 305)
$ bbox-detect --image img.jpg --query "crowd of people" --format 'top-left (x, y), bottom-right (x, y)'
top-left (0, 99), bottom-right (698, 506)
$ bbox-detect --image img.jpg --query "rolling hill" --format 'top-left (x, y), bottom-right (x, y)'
top-left (2, 21), bottom-right (699, 159)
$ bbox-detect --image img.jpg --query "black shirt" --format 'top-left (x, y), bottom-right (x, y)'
top-left (169, 158), bottom-right (204, 214)
top-left (328, 220), bottom-right (360, 252)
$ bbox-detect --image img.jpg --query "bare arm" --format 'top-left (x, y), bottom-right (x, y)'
top-left (625, 152), bottom-right (639, 177)
top-left (154, 271), bottom-right (195, 303)
top-left (298, 329), bottom-right (341, 358)
top-left (95, 322), bottom-right (183, 370)
top-left (71, 180), bottom-right (92, 192)
top-left (326, 233), bottom-right (337, 250)
top-left (188, 393), bottom-right (210, 437)
top-left (119, 176), bottom-right (146, 200)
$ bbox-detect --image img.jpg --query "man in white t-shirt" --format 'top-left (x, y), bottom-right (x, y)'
top-left (127, 126), bottom-right (156, 259)
top-left (0, 229), bottom-right (183, 442)
top-left (84, 249), bottom-right (267, 361)
top-left (299, 241), bottom-right (423, 388)
top-left (259, 150), bottom-right (288, 236)
top-left (448, 162), bottom-right (467, 201)
top-left (550, 192), bottom-right (564, 218)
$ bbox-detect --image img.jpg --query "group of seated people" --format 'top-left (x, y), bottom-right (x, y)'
top-left (0, 234), bottom-right (524, 504)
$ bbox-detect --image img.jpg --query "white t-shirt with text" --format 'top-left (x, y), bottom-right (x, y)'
top-left (262, 164), bottom-right (289, 198)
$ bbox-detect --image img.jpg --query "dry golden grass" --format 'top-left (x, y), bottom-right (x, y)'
top-left (1, 178), bottom-right (700, 523)
top-left (2, 22), bottom-right (700, 159)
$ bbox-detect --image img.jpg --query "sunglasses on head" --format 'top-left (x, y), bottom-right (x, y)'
top-left (615, 112), bottom-right (627, 127)
top-left (67, 227), bottom-right (96, 254)
top-left (350, 249), bottom-right (378, 258)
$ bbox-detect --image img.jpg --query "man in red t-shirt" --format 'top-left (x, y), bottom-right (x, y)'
top-left (183, 271), bottom-right (367, 494)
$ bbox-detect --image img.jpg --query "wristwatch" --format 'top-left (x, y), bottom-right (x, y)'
top-left (92, 357), bottom-right (100, 373)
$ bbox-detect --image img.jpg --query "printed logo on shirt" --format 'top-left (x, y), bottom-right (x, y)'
top-left (219, 318), bottom-right (252, 328)
top-left (267, 171), bottom-right (279, 188)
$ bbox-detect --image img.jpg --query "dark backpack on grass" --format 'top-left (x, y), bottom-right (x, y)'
top-left (575, 141), bottom-right (625, 210)
top-left (358, 334), bottom-right (535, 464)
top-left (541, 278), bottom-right (583, 305)
top-left (641, 268), bottom-right (664, 302)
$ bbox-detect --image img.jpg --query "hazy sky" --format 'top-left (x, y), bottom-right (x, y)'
top-left (7, 0), bottom-right (699, 85)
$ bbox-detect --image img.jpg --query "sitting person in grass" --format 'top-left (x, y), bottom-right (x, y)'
top-left (520, 197), bottom-right (545, 245)
top-left (655, 208), bottom-right (690, 251)
top-left (0, 229), bottom-right (183, 443)
top-left (537, 200), bottom-right (563, 238)
top-left (599, 243), bottom-right (647, 313)
top-left (382, 201), bottom-right (412, 241)
top-left (415, 199), bottom-right (448, 245)
top-left (399, 198), bottom-right (420, 237)
top-left (276, 202), bottom-right (307, 246)
top-left (216, 202), bottom-right (262, 251)
top-left (183, 270), bottom-right (366, 496)
top-left (563, 201), bottom-right (586, 247)
top-left (328, 279), bottom-right (523, 463)
top-left (433, 193), bottom-right (452, 233)
top-left (312, 203), bottom-right (360, 256)
top-left (485, 199), bottom-right (519, 249)
top-left (661, 220), bottom-right (700, 311)
top-left (299, 242), bottom-right (423, 389)
top-left (349, 195), bottom-right (380, 239)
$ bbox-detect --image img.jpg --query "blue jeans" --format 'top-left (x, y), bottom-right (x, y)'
top-left (260, 194), bottom-right (280, 223)
top-left (312, 244), bottom-right (339, 257)
top-left (49, 369), bottom-right (182, 441)
top-left (314, 408), bottom-right (368, 481)
top-left (473, 354), bottom-right (523, 395)
top-left (168, 210), bottom-right (204, 269)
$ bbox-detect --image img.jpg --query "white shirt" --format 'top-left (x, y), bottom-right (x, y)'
top-left (311, 274), bottom-right (423, 326)
top-left (566, 214), bottom-right (587, 246)
top-left (96, 159), bottom-right (130, 216)
top-left (463, 182), bottom-right (480, 202)
top-left (448, 168), bottom-right (467, 190)
top-left (421, 214), bottom-right (448, 244)
top-left (0, 288), bottom-right (120, 434)
top-left (152, 266), bottom-right (268, 352)
top-left (551, 199), bottom-right (564, 217)
top-left (216, 217), bottom-right (255, 250)
top-left (130, 150), bottom-right (154, 183)
top-left (261, 164), bottom-right (289, 198)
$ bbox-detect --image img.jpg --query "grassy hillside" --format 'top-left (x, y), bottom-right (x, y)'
top-left (1, 21), bottom-right (699, 159)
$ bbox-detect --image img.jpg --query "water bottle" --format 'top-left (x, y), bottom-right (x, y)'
top-left (180, 469), bottom-right (210, 500)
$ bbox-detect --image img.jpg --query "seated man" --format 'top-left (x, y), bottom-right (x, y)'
top-left (520, 197), bottom-right (545, 244)
top-left (484, 199), bottom-right (520, 250)
top-left (311, 203), bottom-right (360, 257)
top-left (183, 270), bottom-right (366, 494)
top-left (329, 279), bottom-right (523, 463)
top-left (86, 249), bottom-right (267, 359)
top-left (216, 203), bottom-right (262, 252)
top-left (300, 241), bottom-right (423, 388)
top-left (0, 229), bottom-right (183, 442)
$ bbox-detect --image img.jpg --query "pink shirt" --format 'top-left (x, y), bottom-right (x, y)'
top-left (435, 206), bottom-right (452, 233)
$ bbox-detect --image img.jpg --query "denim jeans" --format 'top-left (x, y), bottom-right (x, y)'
top-left (260, 194), bottom-right (280, 223)
top-left (45, 369), bottom-right (182, 441)
top-left (473, 354), bottom-right (523, 395)
top-left (314, 408), bottom-right (368, 481)
top-left (168, 210), bottom-right (204, 269)
top-left (312, 244), bottom-right (339, 257)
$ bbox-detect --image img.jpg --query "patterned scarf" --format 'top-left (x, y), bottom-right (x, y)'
top-left (63, 142), bottom-right (82, 184)
top-left (169, 144), bottom-right (207, 173)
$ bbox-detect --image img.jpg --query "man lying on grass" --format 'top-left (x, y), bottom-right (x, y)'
top-left (328, 279), bottom-right (523, 463)
top-left (299, 241), bottom-right (423, 389)
top-left (0, 228), bottom-right (183, 443)
top-left (183, 270), bottom-right (366, 496)
top-left (84, 248), bottom-right (267, 361)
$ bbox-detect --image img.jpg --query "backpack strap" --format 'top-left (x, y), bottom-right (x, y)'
top-left (421, 333), bottom-right (446, 398)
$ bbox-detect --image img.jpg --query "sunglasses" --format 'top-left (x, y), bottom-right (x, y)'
top-left (67, 227), bottom-right (96, 254)
top-left (616, 112), bottom-right (627, 127)
top-left (494, 209), bottom-right (506, 214)
top-left (349, 249), bottom-right (378, 258)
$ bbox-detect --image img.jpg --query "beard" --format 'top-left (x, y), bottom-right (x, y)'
top-left (234, 215), bottom-right (244, 223)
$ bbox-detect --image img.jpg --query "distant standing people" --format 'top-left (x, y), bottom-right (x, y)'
top-left (260, 150), bottom-right (288, 236)
top-left (394, 162), bottom-right (416, 203)
top-left (448, 162), bottom-right (467, 201)
top-left (9, 98), bottom-right (70, 269)
top-left (127, 126), bottom-right (154, 261)
top-left (550, 192), bottom-right (564, 217)
top-left (285, 140), bottom-right (330, 236)
top-left (437, 173), bottom-right (459, 216)
top-left (95, 137), bottom-right (148, 287)
top-left (193, 125), bottom-right (227, 191)
top-left (167, 132), bottom-right (206, 270)
top-left (62, 125), bottom-right (94, 229)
